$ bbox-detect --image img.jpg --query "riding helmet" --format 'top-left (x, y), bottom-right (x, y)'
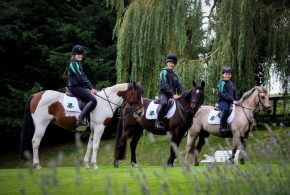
top-left (72, 45), bottom-right (84, 55)
top-left (222, 66), bottom-right (232, 74)
top-left (166, 54), bottom-right (177, 64)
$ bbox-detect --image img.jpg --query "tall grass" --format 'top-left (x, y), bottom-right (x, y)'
top-left (0, 125), bottom-right (289, 194)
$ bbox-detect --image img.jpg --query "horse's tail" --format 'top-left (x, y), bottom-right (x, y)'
top-left (20, 96), bottom-right (34, 160)
top-left (114, 103), bottom-right (127, 160)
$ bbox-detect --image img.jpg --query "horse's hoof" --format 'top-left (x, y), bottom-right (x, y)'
top-left (240, 158), bottom-right (245, 165)
top-left (131, 162), bottom-right (139, 167)
top-left (92, 164), bottom-right (99, 169)
top-left (114, 160), bottom-right (119, 168)
top-left (167, 163), bottom-right (174, 167)
top-left (83, 162), bottom-right (90, 169)
top-left (36, 165), bottom-right (42, 170)
top-left (228, 157), bottom-right (235, 164)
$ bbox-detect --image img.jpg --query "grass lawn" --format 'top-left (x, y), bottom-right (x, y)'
top-left (0, 164), bottom-right (289, 195)
top-left (0, 125), bottom-right (289, 194)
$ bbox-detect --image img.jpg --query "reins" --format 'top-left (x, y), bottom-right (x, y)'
top-left (235, 89), bottom-right (270, 133)
top-left (94, 88), bottom-right (143, 117)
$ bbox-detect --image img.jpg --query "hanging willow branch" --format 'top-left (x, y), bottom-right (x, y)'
top-left (107, 0), bottom-right (204, 97)
top-left (207, 0), bottom-right (289, 100)
top-left (107, 0), bottom-right (289, 100)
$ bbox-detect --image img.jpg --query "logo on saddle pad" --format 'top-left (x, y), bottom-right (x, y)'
top-left (145, 100), bottom-right (176, 120)
top-left (207, 105), bottom-right (235, 125)
top-left (63, 95), bottom-right (81, 112)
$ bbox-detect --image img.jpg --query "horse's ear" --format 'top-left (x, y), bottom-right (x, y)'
top-left (201, 81), bottom-right (205, 89)
top-left (192, 80), bottom-right (196, 87)
top-left (132, 81), bottom-right (136, 87)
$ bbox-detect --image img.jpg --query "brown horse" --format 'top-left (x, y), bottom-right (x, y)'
top-left (185, 85), bottom-right (272, 165)
top-left (114, 80), bottom-right (205, 167)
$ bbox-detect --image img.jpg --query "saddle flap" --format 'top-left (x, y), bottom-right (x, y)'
top-left (145, 99), bottom-right (176, 120)
top-left (63, 94), bottom-right (82, 112)
top-left (207, 105), bottom-right (235, 125)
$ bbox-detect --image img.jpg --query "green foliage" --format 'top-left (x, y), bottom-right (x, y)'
top-left (0, 83), bottom-right (43, 134)
top-left (108, 0), bottom-right (289, 102)
top-left (0, 0), bottom-right (117, 133)
top-left (107, 0), bottom-right (205, 98)
top-left (207, 0), bottom-right (290, 101)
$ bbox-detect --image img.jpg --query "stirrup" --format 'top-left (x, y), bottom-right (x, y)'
top-left (155, 121), bottom-right (165, 130)
top-left (219, 128), bottom-right (231, 136)
top-left (76, 119), bottom-right (90, 127)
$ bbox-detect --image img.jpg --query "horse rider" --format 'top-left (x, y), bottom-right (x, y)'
top-left (67, 45), bottom-right (98, 127)
top-left (217, 66), bottom-right (239, 135)
top-left (155, 54), bottom-right (184, 130)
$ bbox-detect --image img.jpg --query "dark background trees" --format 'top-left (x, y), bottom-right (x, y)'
top-left (0, 0), bottom-right (116, 138)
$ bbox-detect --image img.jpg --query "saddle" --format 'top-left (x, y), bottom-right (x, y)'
top-left (207, 104), bottom-right (235, 125)
top-left (146, 98), bottom-right (176, 120)
top-left (64, 88), bottom-right (87, 112)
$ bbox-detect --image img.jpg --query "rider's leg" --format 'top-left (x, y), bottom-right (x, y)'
top-left (70, 86), bottom-right (97, 126)
top-left (155, 93), bottom-right (168, 130)
top-left (218, 101), bottom-right (230, 135)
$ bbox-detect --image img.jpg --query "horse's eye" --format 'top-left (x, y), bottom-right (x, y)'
top-left (261, 96), bottom-right (265, 99)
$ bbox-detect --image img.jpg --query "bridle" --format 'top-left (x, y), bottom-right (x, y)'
top-left (176, 89), bottom-right (204, 114)
top-left (95, 87), bottom-right (143, 116)
top-left (238, 88), bottom-right (271, 111)
top-left (239, 88), bottom-right (271, 132)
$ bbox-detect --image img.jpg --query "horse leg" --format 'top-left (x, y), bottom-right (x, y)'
top-left (130, 127), bottom-right (143, 167)
top-left (194, 135), bottom-right (206, 166)
top-left (167, 130), bottom-right (183, 167)
top-left (83, 130), bottom-right (93, 168)
top-left (114, 127), bottom-right (131, 167)
top-left (32, 120), bottom-right (50, 170)
top-left (90, 124), bottom-right (105, 169)
top-left (238, 137), bottom-right (247, 164)
top-left (230, 146), bottom-right (237, 164)
top-left (231, 132), bottom-right (245, 164)
top-left (185, 132), bottom-right (199, 165)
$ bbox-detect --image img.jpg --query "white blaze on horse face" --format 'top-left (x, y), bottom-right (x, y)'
top-left (196, 90), bottom-right (200, 93)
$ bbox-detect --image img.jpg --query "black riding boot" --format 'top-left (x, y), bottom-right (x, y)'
top-left (76, 101), bottom-right (94, 127)
top-left (155, 105), bottom-right (166, 130)
top-left (219, 110), bottom-right (230, 136)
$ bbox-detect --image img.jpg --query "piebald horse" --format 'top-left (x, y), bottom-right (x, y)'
top-left (20, 82), bottom-right (144, 169)
top-left (114, 80), bottom-right (205, 167)
top-left (185, 86), bottom-right (272, 165)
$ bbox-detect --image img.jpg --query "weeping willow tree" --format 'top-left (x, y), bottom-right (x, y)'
top-left (107, 0), bottom-right (289, 100)
top-left (107, 0), bottom-right (205, 97)
top-left (207, 0), bottom-right (290, 99)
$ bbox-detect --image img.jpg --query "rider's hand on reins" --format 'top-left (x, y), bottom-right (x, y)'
top-left (91, 88), bottom-right (97, 95)
top-left (233, 100), bottom-right (240, 106)
top-left (173, 95), bottom-right (181, 100)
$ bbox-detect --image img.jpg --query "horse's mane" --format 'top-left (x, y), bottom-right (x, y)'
top-left (107, 83), bottom-right (129, 93)
top-left (239, 86), bottom-right (268, 102)
top-left (180, 89), bottom-right (192, 101)
top-left (180, 83), bottom-right (205, 102)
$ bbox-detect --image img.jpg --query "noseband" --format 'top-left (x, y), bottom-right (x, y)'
top-left (257, 91), bottom-right (271, 111)
top-left (128, 87), bottom-right (144, 115)
top-left (95, 87), bottom-right (143, 116)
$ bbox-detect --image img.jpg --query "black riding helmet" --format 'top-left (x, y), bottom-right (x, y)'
top-left (222, 66), bottom-right (232, 74)
top-left (72, 45), bottom-right (84, 55)
top-left (166, 54), bottom-right (177, 64)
